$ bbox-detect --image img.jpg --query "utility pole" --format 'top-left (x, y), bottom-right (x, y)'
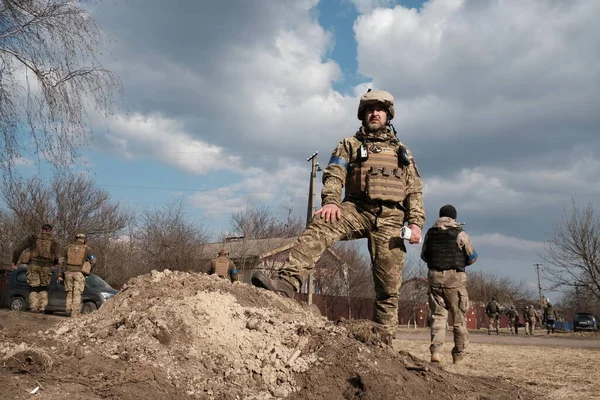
top-left (306, 151), bottom-right (320, 227)
top-left (305, 151), bottom-right (321, 304)
top-left (533, 263), bottom-right (544, 311)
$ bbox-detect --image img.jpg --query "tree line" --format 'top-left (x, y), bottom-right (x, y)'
top-left (3, 174), bottom-right (596, 320)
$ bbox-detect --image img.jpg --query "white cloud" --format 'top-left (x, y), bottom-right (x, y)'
top-left (188, 161), bottom-right (309, 218)
top-left (105, 113), bottom-right (244, 175)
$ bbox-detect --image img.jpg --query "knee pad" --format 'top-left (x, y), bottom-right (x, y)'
top-left (30, 286), bottom-right (41, 293)
top-left (39, 286), bottom-right (49, 292)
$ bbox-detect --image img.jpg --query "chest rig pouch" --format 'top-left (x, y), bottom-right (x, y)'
top-left (345, 142), bottom-right (406, 202)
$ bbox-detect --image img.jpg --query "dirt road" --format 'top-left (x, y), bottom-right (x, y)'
top-left (395, 327), bottom-right (600, 348)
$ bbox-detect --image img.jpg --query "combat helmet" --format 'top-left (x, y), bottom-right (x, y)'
top-left (75, 233), bottom-right (86, 240)
top-left (357, 89), bottom-right (395, 121)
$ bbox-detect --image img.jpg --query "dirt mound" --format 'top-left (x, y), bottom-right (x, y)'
top-left (0, 270), bottom-right (535, 399)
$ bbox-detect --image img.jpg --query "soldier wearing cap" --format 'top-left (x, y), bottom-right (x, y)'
top-left (421, 205), bottom-right (478, 364)
top-left (12, 224), bottom-right (61, 313)
top-left (209, 249), bottom-right (239, 283)
top-left (58, 233), bottom-right (97, 316)
top-left (251, 89), bottom-right (425, 332)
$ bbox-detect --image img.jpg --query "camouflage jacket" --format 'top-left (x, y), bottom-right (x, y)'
top-left (321, 127), bottom-right (425, 228)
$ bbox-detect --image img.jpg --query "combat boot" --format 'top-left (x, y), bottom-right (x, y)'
top-left (452, 352), bottom-right (464, 364)
top-left (251, 272), bottom-right (296, 299)
top-left (430, 352), bottom-right (442, 363)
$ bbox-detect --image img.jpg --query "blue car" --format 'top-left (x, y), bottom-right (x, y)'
top-left (0, 267), bottom-right (118, 314)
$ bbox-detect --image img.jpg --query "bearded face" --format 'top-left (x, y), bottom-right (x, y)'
top-left (363, 104), bottom-right (388, 132)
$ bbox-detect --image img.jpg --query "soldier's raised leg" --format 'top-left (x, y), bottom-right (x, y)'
top-left (253, 202), bottom-right (372, 297)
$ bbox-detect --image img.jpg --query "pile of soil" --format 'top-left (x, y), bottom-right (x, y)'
top-left (0, 270), bottom-right (535, 399)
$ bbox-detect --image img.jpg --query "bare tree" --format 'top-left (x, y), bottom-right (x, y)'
top-left (136, 199), bottom-right (208, 272)
top-left (541, 201), bottom-right (600, 302)
top-left (230, 206), bottom-right (304, 239)
top-left (466, 271), bottom-right (535, 306)
top-left (0, 0), bottom-right (121, 172)
top-left (2, 174), bottom-right (129, 243)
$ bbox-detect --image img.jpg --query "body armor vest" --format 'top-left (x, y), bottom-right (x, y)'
top-left (67, 243), bottom-right (87, 266)
top-left (345, 142), bottom-right (406, 202)
top-left (214, 256), bottom-right (230, 277)
top-left (424, 227), bottom-right (465, 272)
top-left (30, 233), bottom-right (54, 261)
top-left (545, 306), bottom-right (556, 321)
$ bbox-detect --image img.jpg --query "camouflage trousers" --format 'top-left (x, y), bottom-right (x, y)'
top-left (487, 313), bottom-right (500, 334)
top-left (525, 319), bottom-right (536, 335)
top-left (508, 319), bottom-right (519, 334)
top-left (428, 284), bottom-right (469, 356)
top-left (279, 201), bottom-right (406, 327)
top-left (64, 271), bottom-right (85, 316)
top-left (26, 264), bottom-right (52, 312)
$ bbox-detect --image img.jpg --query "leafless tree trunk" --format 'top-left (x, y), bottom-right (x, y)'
top-left (542, 201), bottom-right (600, 302)
top-left (0, 0), bottom-right (122, 173)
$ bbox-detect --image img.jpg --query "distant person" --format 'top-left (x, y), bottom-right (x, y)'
top-left (12, 224), bottom-right (60, 313)
top-left (506, 305), bottom-right (520, 335)
top-left (421, 205), bottom-right (478, 364)
top-left (251, 89), bottom-right (425, 334)
top-left (543, 303), bottom-right (557, 334)
top-left (209, 249), bottom-right (239, 283)
top-left (486, 297), bottom-right (501, 335)
top-left (58, 233), bottom-right (96, 317)
top-left (525, 305), bottom-right (538, 335)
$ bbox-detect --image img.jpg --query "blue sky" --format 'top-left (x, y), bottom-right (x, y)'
top-left (15, 0), bottom-right (600, 302)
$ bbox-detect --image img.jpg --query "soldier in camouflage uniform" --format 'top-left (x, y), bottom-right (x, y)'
top-left (251, 90), bottom-right (425, 330)
top-left (525, 305), bottom-right (538, 335)
top-left (506, 305), bottom-right (520, 335)
top-left (421, 205), bottom-right (478, 364)
top-left (486, 298), bottom-right (501, 335)
top-left (209, 249), bottom-right (239, 283)
top-left (12, 224), bottom-right (60, 313)
top-left (58, 233), bottom-right (96, 316)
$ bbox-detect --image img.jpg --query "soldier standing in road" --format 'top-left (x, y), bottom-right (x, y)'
top-left (421, 205), bottom-right (478, 364)
top-left (251, 89), bottom-right (425, 333)
top-left (525, 305), bottom-right (538, 335)
top-left (486, 297), bottom-right (501, 335)
top-left (506, 305), bottom-right (520, 335)
top-left (58, 233), bottom-right (96, 317)
top-left (11, 224), bottom-right (60, 313)
top-left (543, 302), bottom-right (558, 334)
top-left (209, 249), bottom-right (239, 283)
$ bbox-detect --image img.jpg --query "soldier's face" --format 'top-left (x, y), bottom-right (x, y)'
top-left (364, 105), bottom-right (387, 131)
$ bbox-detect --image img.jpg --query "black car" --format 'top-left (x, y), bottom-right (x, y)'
top-left (573, 312), bottom-right (598, 332)
top-left (0, 267), bottom-right (118, 314)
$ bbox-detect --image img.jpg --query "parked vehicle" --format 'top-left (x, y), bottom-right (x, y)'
top-left (0, 267), bottom-right (117, 314)
top-left (573, 312), bottom-right (598, 332)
